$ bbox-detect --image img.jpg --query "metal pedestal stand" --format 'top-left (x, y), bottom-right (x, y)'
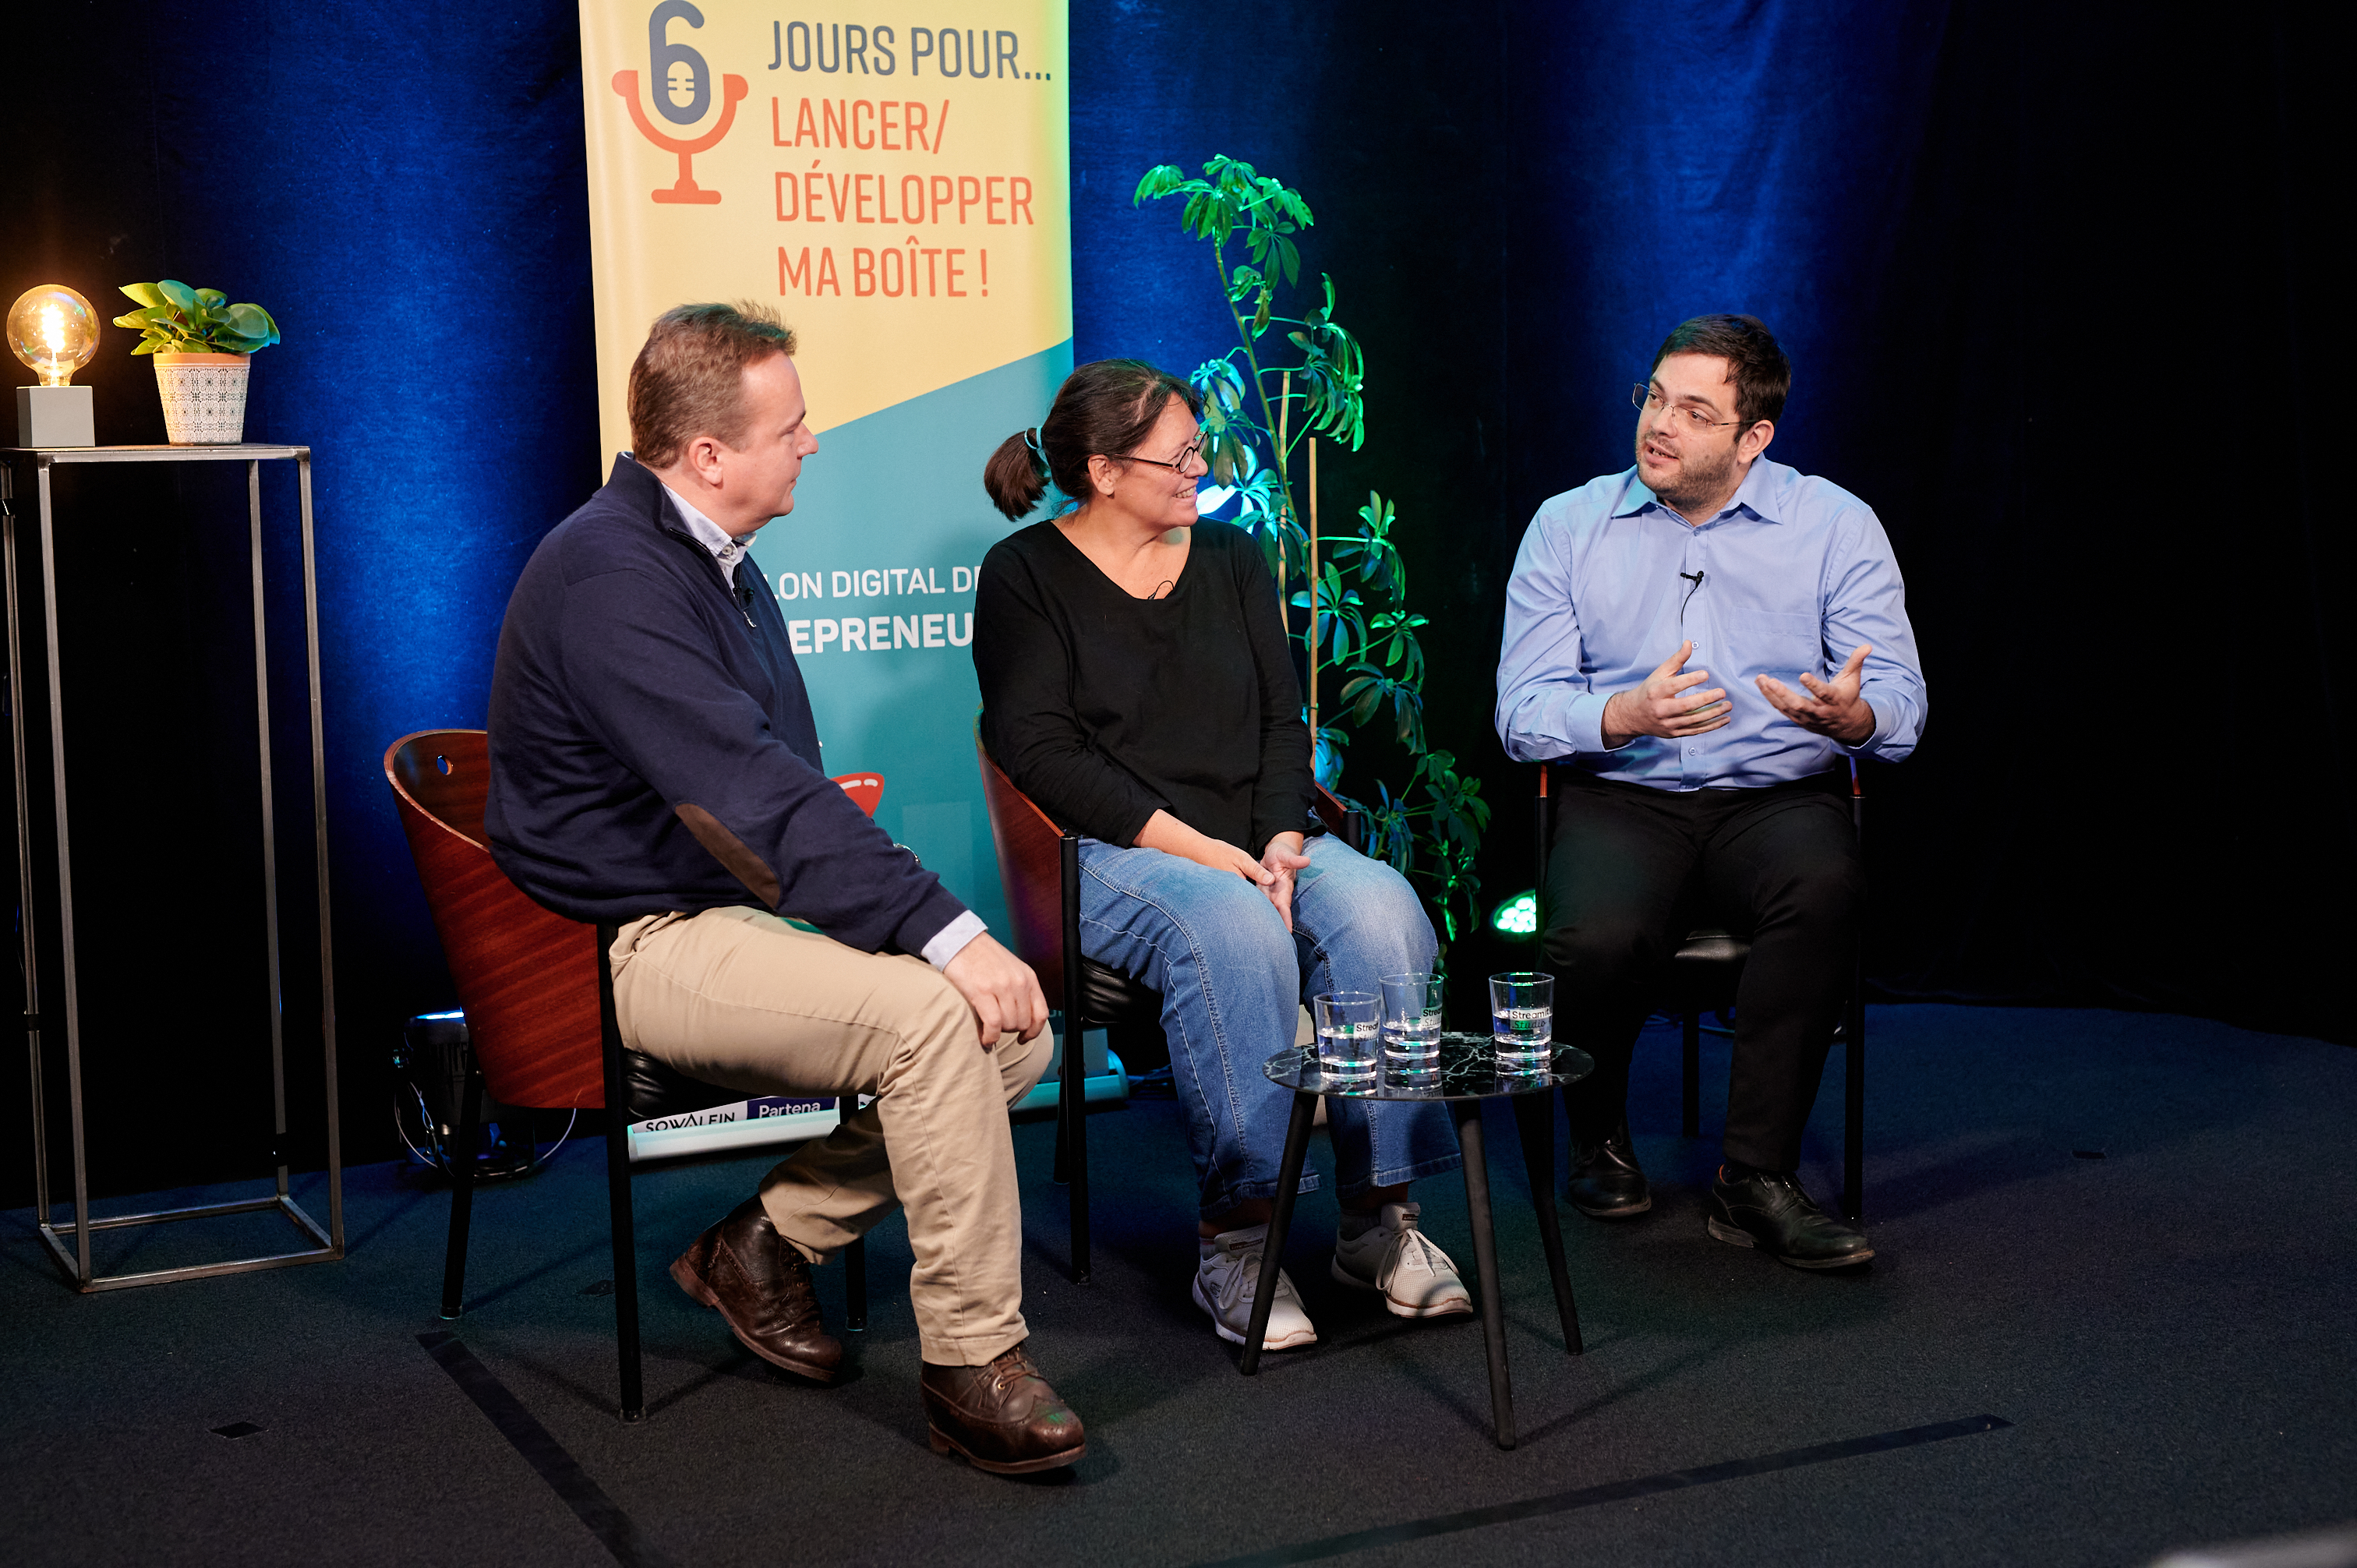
top-left (4, 443), bottom-right (342, 1291)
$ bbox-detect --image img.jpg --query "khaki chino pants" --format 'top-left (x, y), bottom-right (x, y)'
top-left (610, 907), bottom-right (1048, 1366)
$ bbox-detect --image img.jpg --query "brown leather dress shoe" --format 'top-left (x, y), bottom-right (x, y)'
top-left (670, 1197), bottom-right (845, 1383)
top-left (920, 1341), bottom-right (1086, 1474)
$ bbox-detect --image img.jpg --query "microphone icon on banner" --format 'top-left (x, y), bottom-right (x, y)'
top-left (613, 68), bottom-right (747, 204)
top-left (613, 2), bottom-right (746, 205)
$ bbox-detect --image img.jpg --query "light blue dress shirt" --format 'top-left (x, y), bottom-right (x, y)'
top-left (1495, 457), bottom-right (1926, 791)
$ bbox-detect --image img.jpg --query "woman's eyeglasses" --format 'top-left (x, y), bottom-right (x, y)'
top-left (1120, 437), bottom-right (1205, 474)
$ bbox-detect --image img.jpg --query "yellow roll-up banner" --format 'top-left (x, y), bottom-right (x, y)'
top-left (579, 1), bottom-right (1072, 934)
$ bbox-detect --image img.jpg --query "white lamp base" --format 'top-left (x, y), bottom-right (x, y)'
top-left (16, 385), bottom-right (94, 447)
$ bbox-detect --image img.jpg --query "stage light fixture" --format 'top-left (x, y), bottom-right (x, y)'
top-left (1492, 889), bottom-right (1539, 939)
top-left (9, 284), bottom-right (101, 447)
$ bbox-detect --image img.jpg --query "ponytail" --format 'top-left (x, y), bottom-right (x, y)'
top-left (983, 426), bottom-right (1052, 521)
top-left (978, 359), bottom-right (1202, 522)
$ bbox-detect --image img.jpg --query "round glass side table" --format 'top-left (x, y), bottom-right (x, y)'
top-left (1245, 1032), bottom-right (1595, 1449)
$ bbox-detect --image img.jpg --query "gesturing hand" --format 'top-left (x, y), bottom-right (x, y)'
top-left (1259, 832), bottom-right (1313, 931)
top-left (1602, 641), bottom-right (1732, 746)
top-left (1756, 642), bottom-right (1876, 744)
top-left (942, 932), bottom-right (1049, 1048)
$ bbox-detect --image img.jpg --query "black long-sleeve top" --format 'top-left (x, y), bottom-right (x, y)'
top-left (974, 519), bottom-right (1315, 856)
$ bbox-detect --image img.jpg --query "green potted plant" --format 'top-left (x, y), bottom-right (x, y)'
top-left (1133, 157), bottom-right (1491, 959)
top-left (111, 281), bottom-right (281, 444)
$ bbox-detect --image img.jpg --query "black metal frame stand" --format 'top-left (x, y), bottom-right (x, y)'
top-left (8, 444), bottom-right (342, 1291)
top-left (1239, 1088), bottom-right (1583, 1449)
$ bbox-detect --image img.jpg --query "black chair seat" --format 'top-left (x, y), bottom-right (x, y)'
top-left (624, 1047), bottom-right (762, 1122)
top-left (1672, 927), bottom-right (1751, 967)
top-left (1081, 959), bottom-right (1168, 1073)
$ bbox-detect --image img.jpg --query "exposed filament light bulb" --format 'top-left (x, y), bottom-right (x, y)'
top-left (9, 286), bottom-right (102, 388)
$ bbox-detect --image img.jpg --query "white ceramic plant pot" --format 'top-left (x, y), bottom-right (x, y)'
top-left (153, 352), bottom-right (251, 444)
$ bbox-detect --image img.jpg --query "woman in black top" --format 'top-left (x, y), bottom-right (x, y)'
top-left (974, 360), bottom-right (1466, 1352)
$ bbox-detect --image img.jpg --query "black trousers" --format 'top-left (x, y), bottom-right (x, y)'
top-left (1542, 768), bottom-right (1863, 1174)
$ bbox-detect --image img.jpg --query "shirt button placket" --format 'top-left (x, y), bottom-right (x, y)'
top-left (1683, 536), bottom-right (1707, 785)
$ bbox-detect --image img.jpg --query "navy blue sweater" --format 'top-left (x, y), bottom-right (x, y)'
top-left (485, 454), bottom-right (967, 954)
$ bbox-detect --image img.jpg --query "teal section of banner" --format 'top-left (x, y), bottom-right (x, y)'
top-left (758, 342), bottom-right (1072, 941)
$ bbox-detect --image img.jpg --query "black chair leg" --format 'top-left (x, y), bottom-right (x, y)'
top-left (1511, 1093), bottom-right (1582, 1355)
top-left (1051, 1080), bottom-right (1070, 1185)
top-left (1059, 832), bottom-right (1090, 1284)
top-left (1843, 989), bottom-right (1866, 1224)
top-left (836, 1095), bottom-right (868, 1331)
top-left (595, 923), bottom-right (645, 1424)
top-left (1454, 1101), bottom-right (1515, 1450)
top-left (843, 1238), bottom-right (868, 1333)
top-left (1239, 1090), bottom-right (1318, 1376)
top-left (439, 1069), bottom-right (482, 1319)
top-left (1681, 1012), bottom-right (1701, 1137)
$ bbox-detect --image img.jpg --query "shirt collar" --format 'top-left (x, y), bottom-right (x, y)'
top-left (659, 481), bottom-right (756, 567)
top-left (1613, 457), bottom-right (1786, 526)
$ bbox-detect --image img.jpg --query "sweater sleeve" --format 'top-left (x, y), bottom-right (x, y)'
top-left (1239, 538), bottom-right (1315, 855)
top-left (557, 563), bottom-right (967, 955)
top-left (973, 539), bottom-right (1171, 846)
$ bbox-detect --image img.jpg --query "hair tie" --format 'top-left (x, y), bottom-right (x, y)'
top-left (1022, 426), bottom-right (1051, 481)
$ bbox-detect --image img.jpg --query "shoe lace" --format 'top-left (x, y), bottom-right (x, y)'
top-left (984, 1347), bottom-right (1041, 1396)
top-left (1387, 1226), bottom-right (1450, 1278)
top-left (1751, 1171), bottom-right (1823, 1217)
top-left (1213, 1241), bottom-right (1289, 1312)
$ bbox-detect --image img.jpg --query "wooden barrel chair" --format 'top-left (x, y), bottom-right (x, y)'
top-left (385, 729), bottom-right (872, 1419)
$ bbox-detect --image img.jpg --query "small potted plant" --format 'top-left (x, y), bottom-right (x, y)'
top-left (111, 281), bottom-right (281, 444)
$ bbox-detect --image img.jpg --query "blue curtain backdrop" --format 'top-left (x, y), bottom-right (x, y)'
top-left (2, 1), bottom-right (2340, 1202)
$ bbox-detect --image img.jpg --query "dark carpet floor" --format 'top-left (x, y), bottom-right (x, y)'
top-left (5, 1004), bottom-right (2354, 1567)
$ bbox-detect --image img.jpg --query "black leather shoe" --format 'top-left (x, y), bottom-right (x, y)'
top-left (921, 1341), bottom-right (1087, 1474)
top-left (1707, 1165), bottom-right (1874, 1269)
top-left (1567, 1121), bottom-right (1652, 1219)
top-left (670, 1198), bottom-right (846, 1382)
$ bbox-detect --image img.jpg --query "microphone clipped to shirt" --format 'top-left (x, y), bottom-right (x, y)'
top-left (1678, 568), bottom-right (1705, 616)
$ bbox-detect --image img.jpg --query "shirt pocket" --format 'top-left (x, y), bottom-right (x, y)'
top-left (1723, 608), bottom-right (1822, 679)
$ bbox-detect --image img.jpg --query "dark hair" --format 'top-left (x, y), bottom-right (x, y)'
top-left (983, 358), bottom-right (1203, 521)
top-left (628, 302), bottom-right (798, 468)
top-left (1648, 314), bottom-right (1790, 429)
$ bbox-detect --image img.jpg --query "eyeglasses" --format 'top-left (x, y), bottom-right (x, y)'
top-left (1121, 437), bottom-right (1205, 475)
top-left (1632, 383), bottom-right (1740, 434)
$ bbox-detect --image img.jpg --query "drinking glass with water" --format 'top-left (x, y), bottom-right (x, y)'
top-left (1313, 991), bottom-right (1382, 1084)
top-left (1488, 972), bottom-right (1554, 1074)
top-left (1380, 972), bottom-right (1444, 1081)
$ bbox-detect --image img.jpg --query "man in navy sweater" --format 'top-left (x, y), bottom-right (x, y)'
top-left (486, 302), bottom-right (1084, 1475)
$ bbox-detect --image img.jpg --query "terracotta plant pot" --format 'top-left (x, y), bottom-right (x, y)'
top-left (152, 351), bottom-right (251, 444)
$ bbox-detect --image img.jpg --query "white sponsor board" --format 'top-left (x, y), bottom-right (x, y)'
top-left (627, 1095), bottom-right (840, 1164)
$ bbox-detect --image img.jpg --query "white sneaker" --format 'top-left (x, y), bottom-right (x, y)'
top-left (1330, 1202), bottom-right (1473, 1319)
top-left (1193, 1225), bottom-right (1318, 1350)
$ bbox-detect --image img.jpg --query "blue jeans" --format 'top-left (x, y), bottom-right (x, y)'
top-left (1078, 833), bottom-right (1462, 1219)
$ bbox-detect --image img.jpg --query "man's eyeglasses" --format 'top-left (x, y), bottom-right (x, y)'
top-left (1122, 437), bottom-right (1205, 474)
top-left (1632, 383), bottom-right (1740, 434)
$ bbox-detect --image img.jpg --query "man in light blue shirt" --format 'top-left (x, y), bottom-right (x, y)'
top-left (1496, 314), bottom-right (1925, 1270)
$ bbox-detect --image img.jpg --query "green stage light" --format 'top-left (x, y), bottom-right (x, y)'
top-left (1492, 890), bottom-right (1538, 939)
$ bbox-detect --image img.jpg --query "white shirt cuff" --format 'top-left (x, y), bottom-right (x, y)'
top-left (920, 910), bottom-right (990, 971)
